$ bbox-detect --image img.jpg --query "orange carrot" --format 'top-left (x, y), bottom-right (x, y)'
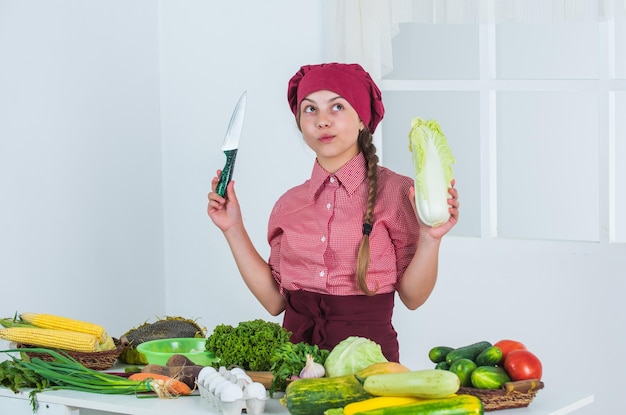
top-left (128, 372), bottom-right (193, 396)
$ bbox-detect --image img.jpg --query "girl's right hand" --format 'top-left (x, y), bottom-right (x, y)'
top-left (207, 170), bottom-right (242, 232)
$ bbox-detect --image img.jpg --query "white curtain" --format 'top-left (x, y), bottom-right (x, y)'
top-left (328, 0), bottom-right (626, 79)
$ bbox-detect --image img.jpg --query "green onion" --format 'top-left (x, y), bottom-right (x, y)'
top-left (1, 348), bottom-right (153, 411)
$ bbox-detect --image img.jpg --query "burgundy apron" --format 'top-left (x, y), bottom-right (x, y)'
top-left (282, 290), bottom-right (399, 362)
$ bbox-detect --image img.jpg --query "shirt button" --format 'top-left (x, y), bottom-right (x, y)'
top-left (326, 203), bottom-right (331, 209)
top-left (319, 270), bottom-right (325, 277)
top-left (329, 177), bottom-right (335, 184)
top-left (321, 235), bottom-right (326, 243)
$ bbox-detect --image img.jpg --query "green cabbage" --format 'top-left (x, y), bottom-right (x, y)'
top-left (408, 117), bottom-right (456, 227)
top-left (323, 336), bottom-right (387, 378)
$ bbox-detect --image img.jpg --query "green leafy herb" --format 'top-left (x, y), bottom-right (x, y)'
top-left (205, 319), bottom-right (291, 371)
top-left (269, 342), bottom-right (329, 396)
top-left (0, 359), bottom-right (50, 394)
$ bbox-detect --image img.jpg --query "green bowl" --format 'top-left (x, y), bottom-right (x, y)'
top-left (136, 338), bottom-right (218, 366)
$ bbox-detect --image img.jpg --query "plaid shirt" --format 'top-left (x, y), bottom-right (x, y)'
top-left (268, 152), bottom-right (419, 295)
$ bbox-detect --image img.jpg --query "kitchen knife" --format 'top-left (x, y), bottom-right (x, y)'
top-left (216, 91), bottom-right (247, 197)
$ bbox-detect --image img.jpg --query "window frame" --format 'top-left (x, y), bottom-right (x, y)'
top-left (377, 19), bottom-right (624, 243)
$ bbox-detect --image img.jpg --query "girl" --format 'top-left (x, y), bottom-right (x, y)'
top-left (207, 63), bottom-right (459, 362)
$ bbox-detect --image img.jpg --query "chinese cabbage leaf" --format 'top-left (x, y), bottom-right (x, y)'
top-left (408, 118), bottom-right (456, 227)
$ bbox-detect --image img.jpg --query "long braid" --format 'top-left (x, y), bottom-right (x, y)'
top-left (355, 129), bottom-right (379, 295)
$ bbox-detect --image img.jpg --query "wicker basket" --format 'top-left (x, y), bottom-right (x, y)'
top-left (17, 338), bottom-right (127, 371)
top-left (459, 380), bottom-right (544, 411)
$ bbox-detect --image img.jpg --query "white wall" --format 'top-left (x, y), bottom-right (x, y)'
top-left (157, 0), bottom-right (324, 329)
top-left (0, 1), bottom-right (164, 333)
top-left (0, 0), bottom-right (324, 336)
top-left (412, 237), bottom-right (623, 415)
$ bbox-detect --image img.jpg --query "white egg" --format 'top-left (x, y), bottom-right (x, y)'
top-left (244, 382), bottom-right (268, 400)
top-left (220, 382), bottom-right (244, 402)
top-left (229, 367), bottom-right (246, 376)
top-left (234, 373), bottom-right (252, 388)
top-left (197, 366), bottom-right (217, 385)
top-left (202, 371), bottom-right (221, 389)
top-left (214, 379), bottom-right (233, 399)
top-left (208, 376), bottom-right (228, 393)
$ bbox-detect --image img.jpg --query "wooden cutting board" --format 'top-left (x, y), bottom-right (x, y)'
top-left (247, 371), bottom-right (274, 389)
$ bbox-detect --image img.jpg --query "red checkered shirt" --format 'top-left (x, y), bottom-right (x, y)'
top-left (268, 152), bottom-right (420, 296)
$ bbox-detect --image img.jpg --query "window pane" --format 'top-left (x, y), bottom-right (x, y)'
top-left (385, 23), bottom-right (479, 80)
top-left (615, 92), bottom-right (626, 242)
top-left (497, 22), bottom-right (598, 79)
top-left (616, 17), bottom-right (626, 79)
top-left (381, 91), bottom-right (480, 237)
top-left (497, 91), bottom-right (599, 241)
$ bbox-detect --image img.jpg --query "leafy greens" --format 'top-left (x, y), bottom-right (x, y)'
top-left (408, 117), bottom-right (456, 227)
top-left (269, 341), bottom-right (329, 396)
top-left (323, 336), bottom-right (387, 378)
top-left (205, 319), bottom-right (291, 371)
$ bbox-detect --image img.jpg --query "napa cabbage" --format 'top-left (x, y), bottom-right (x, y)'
top-left (408, 117), bottom-right (456, 227)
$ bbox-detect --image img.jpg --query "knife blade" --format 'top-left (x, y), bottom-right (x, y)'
top-left (216, 91), bottom-right (247, 197)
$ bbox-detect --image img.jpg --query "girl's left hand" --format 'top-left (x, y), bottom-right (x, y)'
top-left (409, 179), bottom-right (459, 239)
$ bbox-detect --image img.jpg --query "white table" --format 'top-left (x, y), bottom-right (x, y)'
top-left (0, 385), bottom-right (593, 415)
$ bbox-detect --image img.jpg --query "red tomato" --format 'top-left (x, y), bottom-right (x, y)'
top-left (504, 350), bottom-right (543, 381)
top-left (494, 339), bottom-right (527, 360)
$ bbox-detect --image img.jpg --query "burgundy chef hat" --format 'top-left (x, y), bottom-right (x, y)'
top-left (287, 63), bottom-right (385, 133)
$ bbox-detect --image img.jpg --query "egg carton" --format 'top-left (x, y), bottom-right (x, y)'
top-left (196, 366), bottom-right (269, 415)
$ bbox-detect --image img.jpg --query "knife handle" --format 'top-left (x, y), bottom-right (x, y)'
top-left (217, 148), bottom-right (238, 197)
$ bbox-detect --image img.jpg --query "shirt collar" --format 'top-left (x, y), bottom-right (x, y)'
top-left (308, 153), bottom-right (368, 201)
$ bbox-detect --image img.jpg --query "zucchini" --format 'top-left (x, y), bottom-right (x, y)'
top-left (342, 396), bottom-right (423, 415)
top-left (471, 366), bottom-right (511, 389)
top-left (351, 394), bottom-right (484, 415)
top-left (362, 369), bottom-right (460, 399)
top-left (281, 374), bottom-right (372, 415)
top-left (356, 361), bottom-right (410, 378)
top-left (448, 358), bottom-right (477, 387)
top-left (428, 346), bottom-right (454, 363)
top-left (475, 346), bottom-right (503, 366)
top-left (446, 341), bottom-right (492, 364)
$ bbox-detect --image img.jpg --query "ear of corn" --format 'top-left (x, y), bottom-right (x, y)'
top-left (0, 317), bottom-right (37, 329)
top-left (0, 327), bottom-right (99, 352)
top-left (97, 336), bottom-right (116, 351)
top-left (20, 312), bottom-right (110, 344)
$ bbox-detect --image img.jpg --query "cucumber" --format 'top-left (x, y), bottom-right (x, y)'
top-left (446, 341), bottom-right (492, 364)
top-left (435, 361), bottom-right (450, 370)
top-left (475, 346), bottom-right (503, 366)
top-left (448, 358), bottom-right (477, 387)
top-left (350, 394), bottom-right (484, 415)
top-left (362, 369), bottom-right (460, 399)
top-left (470, 366), bottom-right (511, 389)
top-left (428, 346), bottom-right (454, 363)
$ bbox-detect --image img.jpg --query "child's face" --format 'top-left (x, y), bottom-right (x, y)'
top-left (298, 89), bottom-right (365, 173)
